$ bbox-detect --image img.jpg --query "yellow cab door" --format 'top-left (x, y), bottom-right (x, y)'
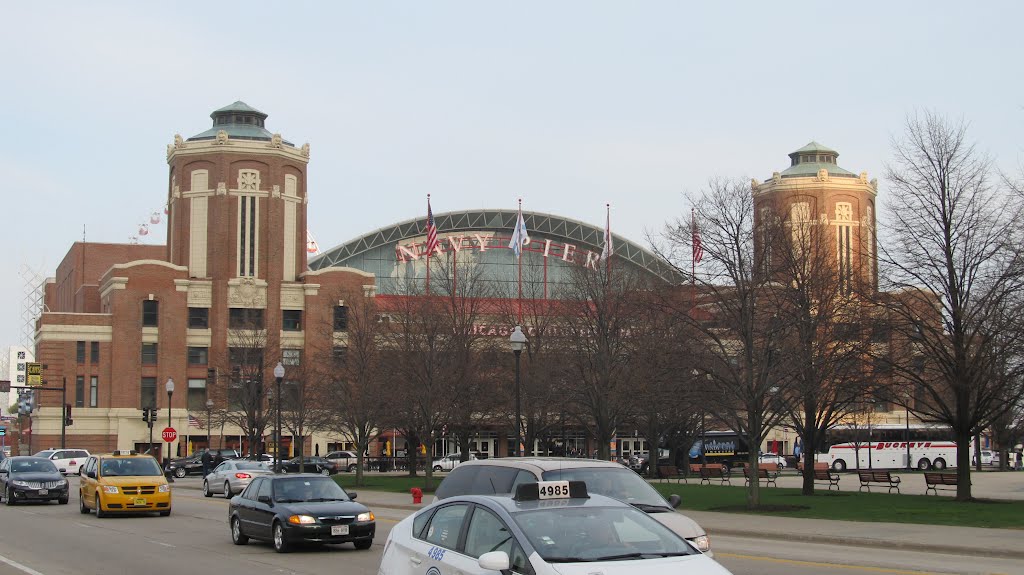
top-left (80, 457), bottom-right (99, 508)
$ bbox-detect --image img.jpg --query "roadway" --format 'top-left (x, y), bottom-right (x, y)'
top-left (0, 477), bottom-right (1018, 575)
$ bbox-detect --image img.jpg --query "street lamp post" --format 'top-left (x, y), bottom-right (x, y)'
top-left (206, 398), bottom-right (214, 451)
top-left (509, 326), bottom-right (527, 457)
top-left (274, 362), bottom-right (285, 473)
top-left (165, 378), bottom-right (174, 481)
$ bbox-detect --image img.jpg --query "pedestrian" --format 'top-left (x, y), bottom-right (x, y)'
top-left (213, 451), bottom-right (224, 470)
top-left (201, 449), bottom-right (212, 478)
top-left (1016, 450), bottom-right (1022, 471)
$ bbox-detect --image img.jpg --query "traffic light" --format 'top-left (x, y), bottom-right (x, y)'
top-left (141, 407), bottom-right (156, 424)
top-left (17, 390), bottom-right (35, 415)
top-left (64, 403), bottom-right (73, 427)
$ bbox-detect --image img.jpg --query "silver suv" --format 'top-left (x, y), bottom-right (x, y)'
top-left (433, 457), bottom-right (711, 554)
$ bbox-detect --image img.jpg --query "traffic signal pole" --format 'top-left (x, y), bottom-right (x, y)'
top-left (61, 377), bottom-right (67, 449)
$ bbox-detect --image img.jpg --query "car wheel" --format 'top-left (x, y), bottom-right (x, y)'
top-left (159, 509), bottom-right (171, 517)
top-left (933, 458), bottom-right (947, 470)
top-left (273, 521), bottom-right (290, 553)
top-left (280, 467), bottom-right (288, 474)
top-left (203, 480), bottom-right (212, 497)
top-left (832, 460), bottom-right (847, 472)
top-left (58, 496), bottom-right (69, 505)
top-left (347, 464), bottom-right (357, 473)
top-left (917, 458), bottom-right (931, 470)
top-left (231, 516), bottom-right (249, 545)
top-left (354, 538), bottom-right (373, 550)
top-left (433, 465), bottom-right (443, 472)
top-left (320, 467), bottom-right (331, 476)
top-left (79, 492), bottom-right (90, 514)
top-left (174, 468), bottom-right (187, 479)
top-left (96, 495), bottom-right (108, 518)
top-left (224, 482), bottom-right (233, 499)
top-left (5, 487), bottom-right (15, 506)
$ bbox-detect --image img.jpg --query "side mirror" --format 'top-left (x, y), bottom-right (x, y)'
top-left (347, 491), bottom-right (357, 500)
top-left (258, 495), bottom-right (273, 505)
top-left (478, 551), bottom-right (510, 572)
top-left (87, 470), bottom-right (96, 479)
top-left (668, 494), bottom-right (681, 509)
top-left (0, 469), bottom-right (7, 475)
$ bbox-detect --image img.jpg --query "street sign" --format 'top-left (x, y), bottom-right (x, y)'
top-left (0, 428), bottom-right (5, 437)
top-left (161, 427), bottom-right (178, 442)
top-left (27, 363), bottom-right (42, 386)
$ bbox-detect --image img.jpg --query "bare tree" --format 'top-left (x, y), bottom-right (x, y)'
top-left (879, 112), bottom-right (1024, 499)
top-left (211, 317), bottom-right (274, 459)
top-left (279, 358), bottom-right (334, 473)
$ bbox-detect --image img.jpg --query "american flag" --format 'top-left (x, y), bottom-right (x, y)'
top-left (692, 209), bottom-right (703, 264)
top-left (425, 195), bottom-right (439, 254)
top-left (188, 413), bottom-right (203, 429)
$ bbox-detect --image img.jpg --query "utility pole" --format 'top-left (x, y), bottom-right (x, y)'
top-left (61, 377), bottom-right (67, 449)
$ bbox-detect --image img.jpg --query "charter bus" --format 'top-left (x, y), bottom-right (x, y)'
top-left (816, 423), bottom-right (959, 471)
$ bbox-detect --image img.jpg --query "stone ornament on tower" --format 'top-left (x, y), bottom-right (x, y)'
top-left (216, 130), bottom-right (229, 145)
top-left (301, 143), bottom-right (310, 157)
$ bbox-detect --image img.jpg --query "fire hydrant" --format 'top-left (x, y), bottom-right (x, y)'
top-left (411, 487), bottom-right (423, 504)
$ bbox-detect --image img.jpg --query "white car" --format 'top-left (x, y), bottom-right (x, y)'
top-left (972, 450), bottom-right (995, 466)
top-left (433, 457), bottom-right (711, 554)
top-left (431, 453), bottom-right (476, 472)
top-left (758, 453), bottom-right (787, 470)
top-left (33, 449), bottom-right (91, 475)
top-left (379, 480), bottom-right (733, 575)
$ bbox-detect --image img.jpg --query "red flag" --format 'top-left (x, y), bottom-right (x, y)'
top-left (426, 196), bottom-right (439, 254)
top-left (692, 211), bottom-right (703, 264)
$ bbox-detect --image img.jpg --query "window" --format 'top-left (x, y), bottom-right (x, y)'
top-left (422, 504), bottom-right (470, 549)
top-left (90, 376), bottom-right (98, 407)
top-left (282, 309), bottom-right (302, 331)
top-left (464, 508), bottom-right (521, 567)
top-left (90, 341), bottom-right (100, 363)
top-left (75, 376), bottom-right (85, 408)
top-left (76, 341), bottom-right (86, 363)
top-left (229, 308), bottom-right (264, 329)
top-left (141, 377), bottom-right (156, 409)
top-left (188, 307), bottom-right (209, 329)
top-left (188, 378), bottom-right (207, 411)
top-left (282, 349), bottom-right (301, 366)
top-left (188, 347), bottom-right (209, 365)
top-left (142, 300), bottom-right (159, 327)
top-left (332, 347), bottom-right (347, 365)
top-left (334, 305), bottom-right (348, 331)
top-left (142, 343), bottom-right (158, 365)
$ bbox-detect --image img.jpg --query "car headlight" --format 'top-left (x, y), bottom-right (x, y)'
top-left (12, 481), bottom-right (29, 488)
top-left (288, 515), bottom-right (317, 525)
top-left (102, 485), bottom-right (120, 494)
top-left (357, 511), bottom-right (375, 522)
top-left (158, 484), bottom-right (171, 493)
top-left (692, 535), bottom-right (711, 553)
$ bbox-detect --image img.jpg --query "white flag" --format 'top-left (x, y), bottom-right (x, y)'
top-left (509, 210), bottom-right (530, 258)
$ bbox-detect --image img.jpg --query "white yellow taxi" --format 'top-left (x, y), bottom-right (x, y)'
top-left (79, 450), bottom-right (172, 517)
top-left (379, 481), bottom-right (732, 575)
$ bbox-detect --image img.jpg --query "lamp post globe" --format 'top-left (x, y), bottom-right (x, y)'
top-left (509, 326), bottom-right (527, 457)
top-left (273, 362), bottom-right (285, 472)
top-left (165, 378), bottom-right (175, 480)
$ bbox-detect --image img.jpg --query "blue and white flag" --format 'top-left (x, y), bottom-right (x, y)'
top-left (509, 209), bottom-right (530, 258)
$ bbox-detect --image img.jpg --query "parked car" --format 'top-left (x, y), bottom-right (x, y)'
top-left (325, 450), bottom-right (364, 473)
top-left (279, 456), bottom-right (338, 475)
top-left (758, 452), bottom-right (787, 470)
top-left (0, 456), bottom-right (70, 505)
top-left (431, 453), bottom-right (477, 472)
top-left (204, 459), bottom-right (274, 498)
top-left (166, 453), bottom-right (206, 478)
top-left (972, 450), bottom-right (995, 466)
top-left (228, 474), bottom-right (375, 552)
top-left (433, 457), bottom-right (712, 554)
top-left (32, 448), bottom-right (91, 475)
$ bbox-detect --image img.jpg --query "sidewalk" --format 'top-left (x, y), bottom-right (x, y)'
top-left (174, 477), bottom-right (1024, 560)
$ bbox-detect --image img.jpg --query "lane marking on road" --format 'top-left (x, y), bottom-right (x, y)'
top-left (149, 541), bottom-right (175, 548)
top-left (717, 552), bottom-right (943, 574)
top-left (0, 552), bottom-right (46, 575)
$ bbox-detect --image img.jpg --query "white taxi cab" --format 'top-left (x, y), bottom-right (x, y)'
top-left (379, 481), bottom-right (732, 575)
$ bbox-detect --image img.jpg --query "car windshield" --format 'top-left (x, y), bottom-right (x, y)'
top-left (33, 451), bottom-right (56, 458)
top-left (273, 477), bottom-right (349, 502)
top-left (101, 458), bottom-right (163, 476)
top-left (13, 458), bottom-right (58, 473)
top-left (540, 468), bottom-right (668, 508)
top-left (235, 461), bottom-right (269, 471)
top-left (512, 505), bottom-right (695, 562)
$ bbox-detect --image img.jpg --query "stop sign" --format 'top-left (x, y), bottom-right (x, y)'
top-left (162, 427), bottom-right (177, 442)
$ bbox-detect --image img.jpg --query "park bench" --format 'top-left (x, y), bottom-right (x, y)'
top-left (796, 461), bottom-right (841, 490)
top-left (858, 469), bottom-right (901, 493)
top-left (923, 472), bottom-right (962, 495)
top-left (692, 463), bottom-right (731, 485)
top-left (742, 465), bottom-right (779, 487)
top-left (656, 465), bottom-right (685, 483)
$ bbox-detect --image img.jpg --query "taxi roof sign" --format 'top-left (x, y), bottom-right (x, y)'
top-left (515, 480), bottom-right (588, 501)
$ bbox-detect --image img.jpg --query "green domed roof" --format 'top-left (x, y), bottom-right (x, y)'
top-left (187, 101), bottom-right (292, 145)
top-left (779, 141), bottom-right (855, 178)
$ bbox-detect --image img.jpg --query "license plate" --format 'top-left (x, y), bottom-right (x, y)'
top-left (134, 498), bottom-right (147, 505)
top-left (39, 489), bottom-right (48, 495)
top-left (331, 525), bottom-right (349, 536)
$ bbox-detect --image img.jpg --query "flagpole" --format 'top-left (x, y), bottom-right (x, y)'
top-left (426, 194), bottom-right (432, 295)
top-left (517, 199), bottom-right (523, 325)
top-left (691, 207), bottom-right (696, 311)
top-left (605, 204), bottom-right (612, 279)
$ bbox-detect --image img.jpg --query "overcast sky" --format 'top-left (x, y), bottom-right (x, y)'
top-left (2, 1), bottom-right (1022, 350)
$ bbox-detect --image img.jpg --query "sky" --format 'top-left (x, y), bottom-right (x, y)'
top-left (1, 1), bottom-right (1022, 350)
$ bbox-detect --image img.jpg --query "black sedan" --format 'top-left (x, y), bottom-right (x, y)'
top-left (278, 456), bottom-right (338, 475)
top-left (167, 454), bottom-right (205, 478)
top-left (228, 474), bottom-right (375, 552)
top-left (0, 456), bottom-right (70, 505)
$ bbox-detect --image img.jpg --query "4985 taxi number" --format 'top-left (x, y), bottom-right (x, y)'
top-left (537, 481), bottom-right (571, 499)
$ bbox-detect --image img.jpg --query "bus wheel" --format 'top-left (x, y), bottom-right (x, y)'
top-left (933, 458), bottom-right (946, 470)
top-left (917, 458), bottom-right (931, 470)
top-left (832, 460), bottom-right (847, 472)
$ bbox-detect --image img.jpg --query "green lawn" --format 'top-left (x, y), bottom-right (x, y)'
top-left (334, 474), bottom-right (1024, 529)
